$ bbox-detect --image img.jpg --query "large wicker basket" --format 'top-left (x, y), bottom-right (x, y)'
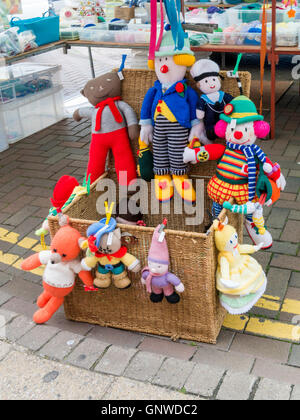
top-left (48, 69), bottom-right (250, 344)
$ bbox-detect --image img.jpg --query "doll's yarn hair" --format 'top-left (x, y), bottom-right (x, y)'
top-left (148, 54), bottom-right (196, 70)
top-left (212, 219), bottom-right (237, 252)
top-left (214, 119), bottom-right (270, 139)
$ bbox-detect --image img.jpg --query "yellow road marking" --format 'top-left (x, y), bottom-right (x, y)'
top-left (246, 317), bottom-right (300, 342)
top-left (0, 228), bottom-right (19, 244)
top-left (223, 313), bottom-right (249, 331)
top-left (0, 251), bottom-right (19, 265)
top-left (263, 294), bottom-right (281, 301)
top-left (282, 298), bottom-right (300, 315)
top-left (17, 238), bottom-right (38, 249)
top-left (254, 297), bottom-right (281, 311)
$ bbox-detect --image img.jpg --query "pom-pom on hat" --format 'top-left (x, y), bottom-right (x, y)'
top-left (50, 175), bottom-right (79, 209)
top-left (148, 225), bottom-right (169, 266)
top-left (220, 95), bottom-right (264, 125)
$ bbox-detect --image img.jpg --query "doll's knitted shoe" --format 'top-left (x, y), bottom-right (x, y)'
top-left (154, 174), bottom-right (174, 202)
top-left (165, 292), bottom-right (180, 304)
top-left (112, 271), bottom-right (131, 289)
top-left (150, 292), bottom-right (164, 303)
top-left (245, 219), bottom-right (273, 249)
top-left (172, 175), bottom-right (196, 204)
top-left (94, 272), bottom-right (112, 288)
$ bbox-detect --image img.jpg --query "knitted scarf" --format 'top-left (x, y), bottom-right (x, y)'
top-left (95, 96), bottom-right (123, 131)
top-left (227, 142), bottom-right (266, 201)
top-left (142, 267), bottom-right (169, 294)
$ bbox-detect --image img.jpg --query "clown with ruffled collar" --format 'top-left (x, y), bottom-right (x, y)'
top-left (183, 96), bottom-right (286, 249)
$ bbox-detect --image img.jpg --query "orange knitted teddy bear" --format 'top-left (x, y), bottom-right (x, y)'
top-left (21, 215), bottom-right (94, 324)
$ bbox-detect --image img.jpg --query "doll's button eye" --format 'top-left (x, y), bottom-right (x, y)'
top-left (62, 254), bottom-right (67, 258)
top-left (53, 249), bottom-right (57, 253)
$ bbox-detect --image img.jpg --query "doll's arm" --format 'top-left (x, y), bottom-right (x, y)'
top-left (224, 92), bottom-right (234, 104)
top-left (196, 97), bottom-right (206, 120)
top-left (118, 101), bottom-right (139, 142)
top-left (183, 144), bottom-right (226, 164)
top-left (218, 257), bottom-right (239, 289)
top-left (81, 255), bottom-right (98, 271)
top-left (21, 250), bottom-right (51, 271)
top-left (121, 253), bottom-right (141, 273)
top-left (263, 157), bottom-right (286, 191)
top-left (78, 271), bottom-right (94, 288)
top-left (238, 243), bottom-right (263, 254)
top-left (166, 273), bottom-right (184, 293)
top-left (73, 107), bottom-right (93, 122)
top-left (140, 87), bottom-right (156, 124)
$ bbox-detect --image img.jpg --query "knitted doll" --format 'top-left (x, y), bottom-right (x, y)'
top-left (190, 59), bottom-right (234, 144)
top-left (183, 96), bottom-right (286, 249)
top-left (141, 222), bottom-right (184, 304)
top-left (21, 215), bottom-right (94, 324)
top-left (213, 218), bottom-right (267, 315)
top-left (140, 31), bottom-right (204, 204)
top-left (73, 56), bottom-right (139, 186)
top-left (81, 205), bottom-right (141, 289)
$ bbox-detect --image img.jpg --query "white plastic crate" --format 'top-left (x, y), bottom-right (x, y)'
top-left (0, 63), bottom-right (62, 105)
top-left (79, 23), bottom-right (152, 43)
top-left (0, 85), bottom-right (65, 145)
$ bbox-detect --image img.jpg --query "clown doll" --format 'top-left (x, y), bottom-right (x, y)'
top-left (190, 59), bottom-right (234, 144)
top-left (140, 31), bottom-right (203, 204)
top-left (183, 96), bottom-right (286, 249)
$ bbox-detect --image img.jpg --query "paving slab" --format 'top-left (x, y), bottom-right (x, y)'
top-left (152, 357), bottom-right (195, 390)
top-left (38, 331), bottom-right (84, 361)
top-left (230, 333), bottom-right (291, 363)
top-left (184, 363), bottom-right (225, 398)
top-left (94, 345), bottom-right (137, 376)
top-left (124, 351), bottom-right (165, 382)
top-left (66, 338), bottom-right (109, 370)
top-left (139, 337), bottom-right (196, 361)
top-left (87, 325), bottom-right (142, 349)
top-left (216, 371), bottom-right (257, 401)
top-left (252, 359), bottom-right (300, 386)
top-left (17, 325), bottom-right (60, 352)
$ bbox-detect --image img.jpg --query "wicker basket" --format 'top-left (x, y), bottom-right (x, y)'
top-left (114, 6), bottom-right (135, 21)
top-left (48, 69), bottom-right (251, 344)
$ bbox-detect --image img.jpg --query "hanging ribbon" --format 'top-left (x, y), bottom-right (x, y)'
top-left (259, 0), bottom-right (267, 115)
top-left (155, 0), bottom-right (165, 52)
top-left (148, 0), bottom-right (158, 61)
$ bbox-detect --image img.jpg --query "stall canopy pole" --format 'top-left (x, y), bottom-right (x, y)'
top-left (270, 0), bottom-right (277, 139)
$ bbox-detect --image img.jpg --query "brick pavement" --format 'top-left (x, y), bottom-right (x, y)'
top-left (0, 49), bottom-right (299, 399)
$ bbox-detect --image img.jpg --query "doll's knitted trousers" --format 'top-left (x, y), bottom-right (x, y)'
top-left (152, 115), bottom-right (189, 176)
top-left (86, 127), bottom-right (137, 186)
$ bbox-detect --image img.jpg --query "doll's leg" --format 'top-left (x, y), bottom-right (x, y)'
top-left (168, 123), bottom-right (196, 203)
top-left (86, 133), bottom-right (110, 184)
top-left (163, 284), bottom-right (180, 304)
top-left (36, 290), bottom-right (52, 308)
top-left (212, 202), bottom-right (223, 219)
top-left (112, 263), bottom-right (131, 289)
top-left (153, 116), bottom-right (173, 202)
top-left (94, 264), bottom-right (112, 288)
top-left (111, 128), bottom-right (137, 186)
top-left (150, 285), bottom-right (164, 303)
top-left (33, 296), bottom-right (64, 324)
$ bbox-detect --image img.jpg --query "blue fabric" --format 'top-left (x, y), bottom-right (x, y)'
top-left (140, 79), bottom-right (198, 129)
top-left (227, 142), bottom-right (266, 201)
top-left (212, 201), bottom-right (223, 218)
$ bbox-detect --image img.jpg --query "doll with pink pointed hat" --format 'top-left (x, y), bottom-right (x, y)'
top-left (141, 220), bottom-right (184, 304)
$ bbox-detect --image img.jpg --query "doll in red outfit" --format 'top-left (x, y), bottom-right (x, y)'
top-left (73, 57), bottom-right (139, 186)
top-left (183, 96), bottom-right (286, 249)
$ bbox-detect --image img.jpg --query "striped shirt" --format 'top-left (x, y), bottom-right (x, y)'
top-left (216, 147), bottom-right (249, 184)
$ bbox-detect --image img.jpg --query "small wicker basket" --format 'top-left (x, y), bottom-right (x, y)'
top-left (48, 68), bottom-right (251, 344)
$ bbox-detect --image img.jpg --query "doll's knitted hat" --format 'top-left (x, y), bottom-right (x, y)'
top-left (148, 225), bottom-right (169, 265)
top-left (155, 31), bottom-right (194, 58)
top-left (190, 59), bottom-right (220, 82)
top-left (220, 95), bottom-right (264, 124)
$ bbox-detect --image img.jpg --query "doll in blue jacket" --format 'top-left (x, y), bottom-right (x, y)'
top-left (140, 31), bottom-right (204, 204)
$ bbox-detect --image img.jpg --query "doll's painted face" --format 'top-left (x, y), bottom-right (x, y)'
top-left (198, 76), bottom-right (221, 94)
top-left (226, 121), bottom-right (256, 146)
top-left (225, 232), bottom-right (239, 253)
top-left (155, 56), bottom-right (187, 86)
top-left (148, 261), bottom-right (169, 275)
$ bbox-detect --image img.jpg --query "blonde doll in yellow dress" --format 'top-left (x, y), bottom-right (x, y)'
top-left (213, 219), bottom-right (267, 315)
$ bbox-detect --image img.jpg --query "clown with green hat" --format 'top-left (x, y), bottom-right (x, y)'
top-left (183, 95), bottom-right (286, 249)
